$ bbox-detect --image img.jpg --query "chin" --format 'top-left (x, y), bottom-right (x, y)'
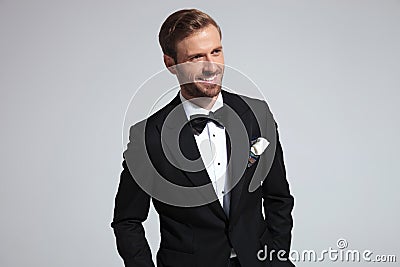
top-left (182, 82), bottom-right (222, 99)
top-left (196, 83), bottom-right (221, 98)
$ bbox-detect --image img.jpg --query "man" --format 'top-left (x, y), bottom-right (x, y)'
top-left (112, 9), bottom-right (295, 267)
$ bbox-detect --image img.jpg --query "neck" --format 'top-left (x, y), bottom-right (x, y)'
top-left (181, 90), bottom-right (218, 110)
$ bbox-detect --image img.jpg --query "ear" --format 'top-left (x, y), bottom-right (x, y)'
top-left (163, 54), bottom-right (177, 74)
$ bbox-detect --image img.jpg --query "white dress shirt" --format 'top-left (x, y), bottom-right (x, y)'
top-left (179, 91), bottom-right (237, 258)
top-left (179, 92), bottom-right (227, 207)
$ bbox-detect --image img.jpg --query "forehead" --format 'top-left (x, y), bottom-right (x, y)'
top-left (176, 25), bottom-right (222, 55)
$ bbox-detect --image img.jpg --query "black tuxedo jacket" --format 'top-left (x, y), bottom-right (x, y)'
top-left (112, 90), bottom-right (295, 267)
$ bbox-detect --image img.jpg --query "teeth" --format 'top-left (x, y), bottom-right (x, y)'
top-left (198, 75), bottom-right (216, 81)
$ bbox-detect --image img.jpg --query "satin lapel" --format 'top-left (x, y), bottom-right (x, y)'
top-left (161, 93), bottom-right (228, 222)
top-left (221, 91), bottom-right (255, 222)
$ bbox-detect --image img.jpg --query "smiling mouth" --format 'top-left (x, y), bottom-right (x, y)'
top-left (195, 74), bottom-right (219, 83)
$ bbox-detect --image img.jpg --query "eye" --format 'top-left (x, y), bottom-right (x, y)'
top-left (212, 49), bottom-right (222, 55)
top-left (190, 55), bottom-right (203, 61)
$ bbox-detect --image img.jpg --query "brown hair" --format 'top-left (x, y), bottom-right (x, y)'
top-left (158, 9), bottom-right (222, 60)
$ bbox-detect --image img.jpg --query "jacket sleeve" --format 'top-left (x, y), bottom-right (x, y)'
top-left (262, 122), bottom-right (295, 266)
top-left (111, 159), bottom-right (155, 267)
top-left (111, 123), bottom-right (155, 267)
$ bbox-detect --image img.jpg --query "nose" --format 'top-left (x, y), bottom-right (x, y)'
top-left (202, 55), bottom-right (218, 74)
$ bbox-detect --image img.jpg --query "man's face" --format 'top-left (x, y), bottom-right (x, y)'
top-left (174, 24), bottom-right (224, 99)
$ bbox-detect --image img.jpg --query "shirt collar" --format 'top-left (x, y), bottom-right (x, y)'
top-left (179, 91), bottom-right (224, 120)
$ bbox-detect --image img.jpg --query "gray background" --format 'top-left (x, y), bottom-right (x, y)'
top-left (1, 0), bottom-right (399, 266)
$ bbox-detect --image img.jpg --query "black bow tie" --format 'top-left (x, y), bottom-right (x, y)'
top-left (189, 109), bottom-right (225, 135)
